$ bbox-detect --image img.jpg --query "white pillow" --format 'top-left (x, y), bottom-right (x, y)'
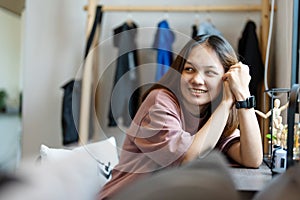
top-left (31, 137), bottom-right (119, 200)
top-left (39, 144), bottom-right (72, 161)
top-left (40, 136), bottom-right (119, 168)
top-left (0, 137), bottom-right (119, 200)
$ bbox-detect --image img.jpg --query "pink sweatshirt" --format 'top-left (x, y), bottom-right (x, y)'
top-left (98, 89), bottom-right (239, 200)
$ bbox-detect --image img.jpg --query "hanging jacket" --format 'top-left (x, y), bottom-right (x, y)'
top-left (197, 21), bottom-right (222, 36)
top-left (61, 80), bottom-right (80, 145)
top-left (191, 24), bottom-right (198, 38)
top-left (152, 20), bottom-right (175, 81)
top-left (108, 22), bottom-right (140, 127)
top-left (238, 20), bottom-right (264, 105)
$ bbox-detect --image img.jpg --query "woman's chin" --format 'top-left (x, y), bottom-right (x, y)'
top-left (190, 98), bottom-right (209, 107)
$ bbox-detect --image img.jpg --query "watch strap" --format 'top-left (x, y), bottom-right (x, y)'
top-left (235, 96), bottom-right (256, 109)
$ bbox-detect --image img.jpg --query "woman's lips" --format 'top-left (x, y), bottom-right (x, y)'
top-left (189, 88), bottom-right (208, 94)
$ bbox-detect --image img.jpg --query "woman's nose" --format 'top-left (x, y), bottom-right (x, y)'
top-left (192, 73), bottom-right (205, 84)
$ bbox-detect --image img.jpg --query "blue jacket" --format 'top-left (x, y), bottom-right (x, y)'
top-left (152, 20), bottom-right (175, 81)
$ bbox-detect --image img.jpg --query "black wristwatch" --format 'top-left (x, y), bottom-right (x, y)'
top-left (235, 96), bottom-right (256, 109)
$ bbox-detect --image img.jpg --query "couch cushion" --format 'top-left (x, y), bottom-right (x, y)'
top-left (8, 137), bottom-right (119, 200)
top-left (40, 136), bottom-right (119, 168)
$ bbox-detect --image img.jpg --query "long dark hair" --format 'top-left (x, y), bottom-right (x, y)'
top-left (144, 35), bottom-right (237, 96)
top-left (143, 34), bottom-right (239, 135)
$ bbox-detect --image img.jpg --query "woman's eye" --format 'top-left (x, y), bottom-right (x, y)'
top-left (183, 67), bottom-right (194, 73)
top-left (205, 70), bottom-right (218, 76)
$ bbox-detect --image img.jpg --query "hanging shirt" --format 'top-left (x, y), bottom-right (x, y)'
top-left (99, 89), bottom-right (240, 200)
top-left (197, 21), bottom-right (222, 36)
top-left (108, 22), bottom-right (140, 127)
top-left (238, 20), bottom-right (264, 106)
top-left (152, 20), bottom-right (175, 81)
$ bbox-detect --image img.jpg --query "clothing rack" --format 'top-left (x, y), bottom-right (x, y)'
top-left (85, 5), bottom-right (263, 12)
top-left (79, 0), bottom-right (272, 145)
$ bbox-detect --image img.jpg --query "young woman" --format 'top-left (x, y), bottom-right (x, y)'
top-left (98, 34), bottom-right (263, 200)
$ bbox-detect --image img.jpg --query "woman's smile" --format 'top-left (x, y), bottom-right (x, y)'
top-left (189, 88), bottom-right (208, 96)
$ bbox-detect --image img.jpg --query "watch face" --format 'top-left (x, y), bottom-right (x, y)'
top-left (248, 96), bottom-right (256, 108)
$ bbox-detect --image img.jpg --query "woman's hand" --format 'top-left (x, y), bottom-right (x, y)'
top-left (222, 80), bottom-right (235, 108)
top-left (222, 62), bottom-right (251, 101)
top-left (222, 62), bottom-right (263, 168)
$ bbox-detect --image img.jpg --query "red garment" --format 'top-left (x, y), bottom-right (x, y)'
top-left (98, 89), bottom-right (239, 200)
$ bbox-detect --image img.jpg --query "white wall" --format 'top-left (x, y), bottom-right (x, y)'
top-left (22, 0), bottom-right (87, 158)
top-left (21, 0), bottom-right (293, 158)
top-left (0, 8), bottom-right (21, 109)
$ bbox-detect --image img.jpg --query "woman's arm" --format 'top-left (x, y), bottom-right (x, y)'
top-left (223, 62), bottom-right (263, 168)
top-left (182, 81), bottom-right (234, 164)
top-left (228, 108), bottom-right (263, 168)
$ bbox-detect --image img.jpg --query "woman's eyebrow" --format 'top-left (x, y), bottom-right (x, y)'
top-left (186, 61), bottom-right (218, 70)
top-left (185, 61), bottom-right (194, 66)
top-left (203, 65), bottom-right (218, 70)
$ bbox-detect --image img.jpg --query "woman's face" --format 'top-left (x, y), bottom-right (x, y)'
top-left (180, 44), bottom-right (225, 115)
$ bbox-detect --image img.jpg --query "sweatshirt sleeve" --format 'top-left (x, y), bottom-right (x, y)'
top-left (133, 90), bottom-right (194, 167)
top-left (215, 129), bottom-right (240, 154)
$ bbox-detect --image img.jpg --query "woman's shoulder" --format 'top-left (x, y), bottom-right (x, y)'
top-left (131, 88), bottom-right (182, 129)
top-left (148, 88), bottom-right (175, 96)
top-left (147, 88), bottom-right (179, 107)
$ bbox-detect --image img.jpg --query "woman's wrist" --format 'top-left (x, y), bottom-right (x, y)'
top-left (234, 90), bottom-right (251, 101)
top-left (220, 100), bottom-right (234, 110)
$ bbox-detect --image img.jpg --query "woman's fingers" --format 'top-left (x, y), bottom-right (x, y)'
top-left (222, 62), bottom-right (251, 100)
top-left (223, 62), bottom-right (251, 83)
top-left (227, 62), bottom-right (250, 75)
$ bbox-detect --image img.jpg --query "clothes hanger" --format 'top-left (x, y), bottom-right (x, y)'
top-left (246, 7), bottom-right (252, 22)
top-left (194, 12), bottom-right (200, 25)
top-left (126, 12), bottom-right (133, 26)
top-left (163, 9), bottom-right (169, 21)
top-left (205, 10), bottom-right (212, 23)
